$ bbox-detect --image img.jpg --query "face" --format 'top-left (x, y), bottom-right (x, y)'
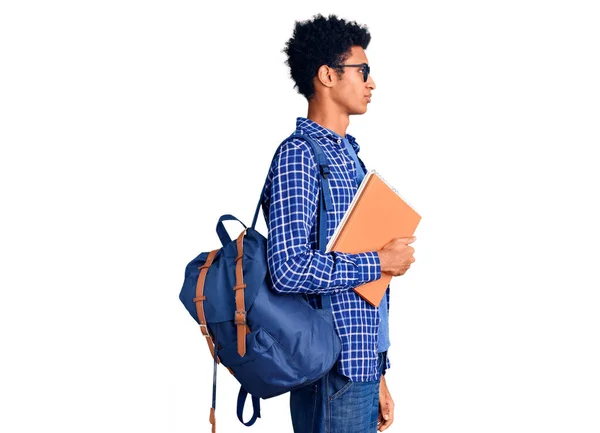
top-left (330, 46), bottom-right (376, 115)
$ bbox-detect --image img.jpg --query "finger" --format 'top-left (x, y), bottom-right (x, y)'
top-left (386, 407), bottom-right (394, 425)
top-left (379, 400), bottom-right (393, 430)
top-left (380, 411), bottom-right (393, 431)
top-left (380, 418), bottom-right (392, 431)
top-left (378, 394), bottom-right (385, 428)
top-left (394, 236), bottom-right (415, 244)
top-left (382, 411), bottom-right (390, 423)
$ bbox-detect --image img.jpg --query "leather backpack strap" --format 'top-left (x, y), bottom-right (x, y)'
top-left (193, 250), bottom-right (221, 433)
top-left (209, 327), bottom-right (219, 433)
top-left (194, 249), bottom-right (220, 361)
top-left (234, 229), bottom-right (250, 356)
top-left (209, 407), bottom-right (216, 433)
top-left (193, 249), bottom-right (236, 375)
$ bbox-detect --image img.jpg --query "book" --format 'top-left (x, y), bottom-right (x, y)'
top-left (325, 169), bottom-right (421, 307)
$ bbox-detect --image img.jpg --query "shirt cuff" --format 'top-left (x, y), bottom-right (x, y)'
top-left (330, 250), bottom-right (381, 291)
top-left (353, 251), bottom-right (381, 285)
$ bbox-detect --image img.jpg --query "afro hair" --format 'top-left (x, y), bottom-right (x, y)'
top-left (283, 14), bottom-right (371, 101)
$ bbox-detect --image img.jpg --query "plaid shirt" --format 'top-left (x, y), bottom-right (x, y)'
top-left (260, 117), bottom-right (391, 382)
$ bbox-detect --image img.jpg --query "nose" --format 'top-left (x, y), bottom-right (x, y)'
top-left (367, 74), bottom-right (376, 90)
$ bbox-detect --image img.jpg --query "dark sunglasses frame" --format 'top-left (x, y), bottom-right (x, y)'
top-left (334, 63), bottom-right (370, 82)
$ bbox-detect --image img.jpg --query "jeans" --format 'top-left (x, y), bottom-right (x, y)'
top-left (290, 352), bottom-right (387, 433)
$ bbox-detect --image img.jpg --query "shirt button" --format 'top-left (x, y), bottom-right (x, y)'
top-left (337, 139), bottom-right (341, 144)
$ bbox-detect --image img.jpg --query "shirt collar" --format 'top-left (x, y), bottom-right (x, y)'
top-left (295, 117), bottom-right (361, 154)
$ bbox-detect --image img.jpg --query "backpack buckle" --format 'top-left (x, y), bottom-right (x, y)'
top-left (199, 323), bottom-right (210, 337)
top-left (235, 310), bottom-right (247, 325)
top-left (319, 165), bottom-right (330, 178)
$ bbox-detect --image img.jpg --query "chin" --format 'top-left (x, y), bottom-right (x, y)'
top-left (349, 105), bottom-right (368, 116)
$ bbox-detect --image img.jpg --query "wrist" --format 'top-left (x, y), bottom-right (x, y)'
top-left (377, 250), bottom-right (388, 273)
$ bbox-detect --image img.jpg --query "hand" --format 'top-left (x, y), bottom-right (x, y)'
top-left (377, 236), bottom-right (416, 276)
top-left (377, 374), bottom-right (394, 431)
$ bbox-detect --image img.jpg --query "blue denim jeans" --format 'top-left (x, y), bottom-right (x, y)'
top-left (290, 352), bottom-right (387, 433)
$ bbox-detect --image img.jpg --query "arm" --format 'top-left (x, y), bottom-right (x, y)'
top-left (378, 374), bottom-right (395, 431)
top-left (266, 140), bottom-right (381, 295)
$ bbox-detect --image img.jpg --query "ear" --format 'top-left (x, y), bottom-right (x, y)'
top-left (316, 64), bottom-right (336, 88)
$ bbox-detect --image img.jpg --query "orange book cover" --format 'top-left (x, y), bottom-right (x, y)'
top-left (326, 170), bottom-right (421, 307)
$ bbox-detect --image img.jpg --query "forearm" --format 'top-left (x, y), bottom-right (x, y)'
top-left (269, 248), bottom-right (381, 295)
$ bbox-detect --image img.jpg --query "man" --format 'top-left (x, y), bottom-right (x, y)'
top-left (260, 14), bottom-right (416, 432)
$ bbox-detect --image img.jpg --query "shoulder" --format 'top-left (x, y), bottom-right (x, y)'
top-left (277, 135), bottom-right (315, 157)
top-left (262, 134), bottom-right (320, 204)
top-left (272, 135), bottom-right (318, 174)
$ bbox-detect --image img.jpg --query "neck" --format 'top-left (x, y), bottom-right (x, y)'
top-left (307, 95), bottom-right (350, 137)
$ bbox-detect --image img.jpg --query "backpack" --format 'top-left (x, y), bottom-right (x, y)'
top-left (179, 131), bottom-right (341, 431)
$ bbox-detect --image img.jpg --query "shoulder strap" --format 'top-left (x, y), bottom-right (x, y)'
top-left (231, 131), bottom-right (333, 429)
top-left (250, 130), bottom-right (333, 309)
top-left (250, 131), bottom-right (332, 230)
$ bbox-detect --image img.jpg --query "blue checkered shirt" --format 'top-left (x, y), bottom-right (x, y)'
top-left (260, 117), bottom-right (391, 382)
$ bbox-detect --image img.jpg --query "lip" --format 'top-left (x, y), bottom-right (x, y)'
top-left (365, 95), bottom-right (372, 102)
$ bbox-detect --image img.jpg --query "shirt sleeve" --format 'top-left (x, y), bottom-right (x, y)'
top-left (265, 140), bottom-right (381, 295)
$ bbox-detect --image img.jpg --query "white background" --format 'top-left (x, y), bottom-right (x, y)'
top-left (1, 1), bottom-right (599, 432)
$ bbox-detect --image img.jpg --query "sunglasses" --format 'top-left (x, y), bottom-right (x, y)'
top-left (334, 63), bottom-right (371, 82)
